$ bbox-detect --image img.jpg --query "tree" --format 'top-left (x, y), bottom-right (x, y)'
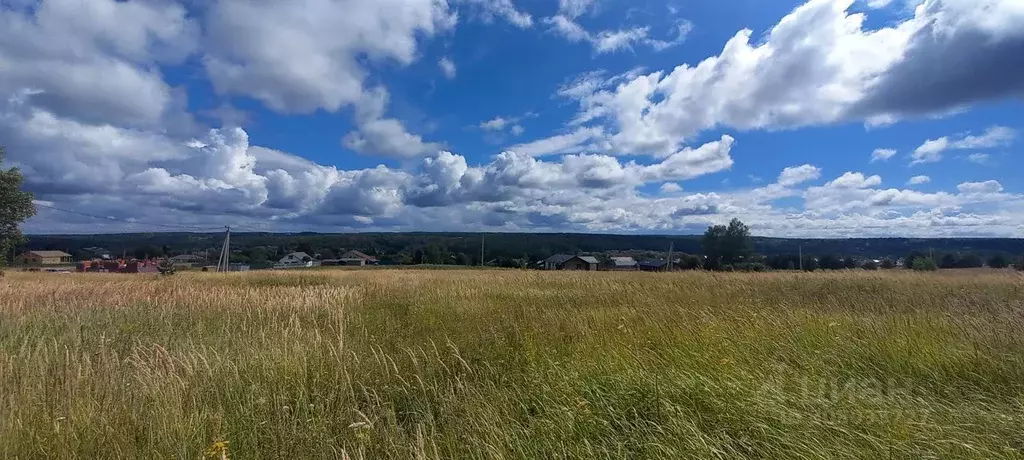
top-left (988, 254), bottom-right (1009, 269)
top-left (455, 252), bottom-right (471, 266)
top-left (880, 258), bottom-right (895, 269)
top-left (296, 242), bottom-right (315, 255)
top-left (861, 260), bottom-right (879, 270)
top-left (424, 245), bottom-right (442, 264)
top-left (904, 251), bottom-right (927, 270)
top-left (939, 253), bottom-right (958, 269)
top-left (912, 257), bottom-right (938, 271)
top-left (818, 254), bottom-right (842, 270)
top-left (1016, 256), bottom-right (1024, 271)
top-left (701, 218), bottom-right (752, 270)
top-left (133, 245), bottom-right (164, 259)
top-left (677, 254), bottom-right (702, 270)
top-left (1, 146), bottom-right (36, 266)
top-left (319, 248), bottom-right (336, 260)
top-left (957, 253), bottom-right (983, 268)
top-left (801, 255), bottom-right (818, 271)
top-left (246, 247), bottom-right (270, 263)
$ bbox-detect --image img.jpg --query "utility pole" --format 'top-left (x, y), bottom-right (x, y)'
top-left (479, 234), bottom-right (485, 267)
top-left (667, 241), bottom-right (674, 272)
top-left (217, 226), bottom-right (231, 272)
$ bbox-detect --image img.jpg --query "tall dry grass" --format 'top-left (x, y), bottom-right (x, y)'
top-left (1, 269), bottom-right (1023, 459)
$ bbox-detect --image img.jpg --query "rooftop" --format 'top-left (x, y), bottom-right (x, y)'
top-left (26, 250), bottom-right (72, 258)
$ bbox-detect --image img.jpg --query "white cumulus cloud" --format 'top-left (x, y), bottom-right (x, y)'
top-left (439, 57), bottom-right (457, 79)
top-left (871, 148), bottom-right (897, 162)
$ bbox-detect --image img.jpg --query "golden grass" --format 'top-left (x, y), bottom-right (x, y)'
top-left (2, 269), bottom-right (1024, 459)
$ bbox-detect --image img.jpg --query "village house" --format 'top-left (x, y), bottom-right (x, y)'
top-left (541, 254), bottom-right (600, 271)
top-left (169, 254), bottom-right (206, 267)
top-left (338, 250), bottom-right (378, 266)
top-left (170, 254), bottom-right (204, 264)
top-left (607, 256), bottom-right (638, 270)
top-left (277, 252), bottom-right (314, 268)
top-left (82, 247), bottom-right (114, 260)
top-left (15, 250), bottom-right (73, 266)
top-left (638, 259), bottom-right (669, 272)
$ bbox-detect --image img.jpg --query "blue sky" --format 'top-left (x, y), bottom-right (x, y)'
top-left (2, 0), bottom-right (1023, 236)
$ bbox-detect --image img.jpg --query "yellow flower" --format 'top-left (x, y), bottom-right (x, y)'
top-left (202, 440), bottom-right (229, 459)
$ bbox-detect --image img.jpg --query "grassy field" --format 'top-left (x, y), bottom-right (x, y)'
top-left (2, 269), bottom-right (1023, 459)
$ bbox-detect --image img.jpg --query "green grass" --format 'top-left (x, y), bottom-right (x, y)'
top-left (2, 269), bottom-right (1023, 459)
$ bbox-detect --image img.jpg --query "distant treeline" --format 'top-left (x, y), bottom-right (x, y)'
top-left (14, 232), bottom-right (1024, 269)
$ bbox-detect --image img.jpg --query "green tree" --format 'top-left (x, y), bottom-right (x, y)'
top-left (455, 252), bottom-right (471, 266)
top-left (987, 254), bottom-right (1009, 269)
top-left (912, 257), bottom-right (938, 271)
top-left (133, 245), bottom-right (164, 259)
top-left (957, 253), bottom-right (983, 268)
top-left (701, 218), bottom-right (752, 270)
top-left (818, 254), bottom-right (842, 270)
top-left (904, 251), bottom-right (927, 270)
top-left (296, 242), bottom-right (315, 256)
top-left (246, 247), bottom-right (270, 262)
top-left (677, 254), bottom-right (702, 270)
top-left (1, 147), bottom-right (36, 266)
top-left (880, 258), bottom-right (895, 269)
top-left (424, 245), bottom-right (442, 264)
top-left (801, 255), bottom-right (818, 271)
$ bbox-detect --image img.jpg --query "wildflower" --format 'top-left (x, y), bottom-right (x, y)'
top-left (202, 440), bottom-right (229, 460)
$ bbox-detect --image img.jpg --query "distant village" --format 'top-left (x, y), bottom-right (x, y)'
top-left (12, 247), bottom-right (707, 274)
top-left (12, 248), bottom-right (383, 273)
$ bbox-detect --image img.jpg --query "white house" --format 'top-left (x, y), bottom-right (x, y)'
top-left (276, 252), bottom-right (314, 268)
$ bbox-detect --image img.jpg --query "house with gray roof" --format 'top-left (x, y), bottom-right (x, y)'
top-left (639, 259), bottom-right (669, 272)
top-left (608, 256), bottom-right (638, 270)
top-left (276, 252), bottom-right (314, 268)
top-left (541, 254), bottom-right (599, 271)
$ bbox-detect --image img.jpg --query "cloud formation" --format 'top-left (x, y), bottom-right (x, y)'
top-left (439, 57), bottom-right (457, 79)
top-left (3, 0), bottom-right (1023, 237)
top-left (911, 126), bottom-right (1016, 164)
top-left (543, 0), bottom-right (690, 54)
top-left (907, 175), bottom-right (931, 185)
top-left (871, 148), bottom-right (897, 162)
top-left (203, 0), bottom-right (455, 114)
top-left (553, 0), bottom-right (1024, 158)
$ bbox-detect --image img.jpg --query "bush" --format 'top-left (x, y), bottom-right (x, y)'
top-left (732, 262), bottom-right (769, 272)
top-left (1016, 257), bottom-right (1024, 271)
top-left (861, 260), bottom-right (879, 270)
top-left (880, 259), bottom-right (895, 269)
top-left (912, 257), bottom-right (938, 271)
top-left (988, 254), bottom-right (1009, 269)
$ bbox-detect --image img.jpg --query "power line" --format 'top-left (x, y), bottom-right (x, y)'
top-left (34, 203), bottom-right (226, 231)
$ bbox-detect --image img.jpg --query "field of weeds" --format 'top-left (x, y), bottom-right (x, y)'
top-left (2, 269), bottom-right (1024, 459)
